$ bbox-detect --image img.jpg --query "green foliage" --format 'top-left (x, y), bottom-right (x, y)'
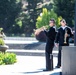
top-left (31, 33), bottom-right (35, 37)
top-left (22, 0), bottom-right (43, 35)
top-left (53, 0), bottom-right (75, 27)
top-left (36, 8), bottom-right (62, 28)
top-left (0, 52), bottom-right (17, 65)
top-left (0, 38), bottom-right (5, 45)
top-left (0, 27), bottom-right (5, 45)
top-left (15, 18), bottom-right (22, 28)
top-left (0, 0), bottom-right (53, 35)
top-left (0, 0), bottom-right (22, 33)
top-left (0, 28), bottom-right (3, 32)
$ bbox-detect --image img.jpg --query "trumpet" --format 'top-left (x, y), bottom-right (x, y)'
top-left (64, 29), bottom-right (68, 44)
top-left (33, 26), bottom-right (48, 32)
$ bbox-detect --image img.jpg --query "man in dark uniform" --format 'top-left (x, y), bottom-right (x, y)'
top-left (43, 18), bottom-right (57, 71)
top-left (55, 19), bottom-right (73, 68)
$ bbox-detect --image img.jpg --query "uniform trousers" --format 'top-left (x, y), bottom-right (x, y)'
top-left (45, 44), bottom-right (54, 70)
top-left (57, 46), bottom-right (62, 67)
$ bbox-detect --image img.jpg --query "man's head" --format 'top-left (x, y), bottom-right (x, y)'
top-left (60, 19), bottom-right (67, 27)
top-left (49, 18), bottom-right (55, 27)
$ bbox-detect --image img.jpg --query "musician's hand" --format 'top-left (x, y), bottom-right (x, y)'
top-left (41, 28), bottom-right (45, 31)
top-left (55, 43), bottom-right (58, 47)
top-left (65, 33), bottom-right (69, 37)
top-left (43, 26), bottom-right (46, 30)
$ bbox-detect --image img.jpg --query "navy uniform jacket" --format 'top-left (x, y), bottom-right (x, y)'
top-left (55, 26), bottom-right (73, 46)
top-left (44, 27), bottom-right (57, 53)
top-left (44, 27), bottom-right (57, 45)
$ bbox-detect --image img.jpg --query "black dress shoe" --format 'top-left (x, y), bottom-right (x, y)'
top-left (43, 69), bottom-right (51, 71)
top-left (60, 72), bottom-right (62, 75)
top-left (55, 65), bottom-right (61, 68)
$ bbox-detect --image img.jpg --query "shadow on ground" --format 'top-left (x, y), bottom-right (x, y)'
top-left (17, 70), bottom-right (62, 75)
top-left (24, 42), bottom-right (46, 50)
top-left (7, 42), bottom-right (46, 50)
top-left (50, 72), bottom-right (62, 75)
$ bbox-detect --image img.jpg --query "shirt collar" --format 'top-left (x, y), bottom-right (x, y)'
top-left (53, 26), bottom-right (56, 31)
top-left (61, 26), bottom-right (67, 30)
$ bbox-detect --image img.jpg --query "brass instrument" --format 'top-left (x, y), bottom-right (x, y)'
top-left (33, 26), bottom-right (48, 32)
top-left (64, 29), bottom-right (67, 44)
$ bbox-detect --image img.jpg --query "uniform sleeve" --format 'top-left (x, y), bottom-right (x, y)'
top-left (68, 27), bottom-right (73, 38)
top-left (44, 29), bottom-right (52, 37)
top-left (44, 30), bottom-right (48, 36)
top-left (55, 29), bottom-right (60, 43)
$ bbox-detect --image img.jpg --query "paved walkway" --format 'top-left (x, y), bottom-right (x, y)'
top-left (0, 39), bottom-right (62, 75)
top-left (0, 38), bottom-right (73, 75)
top-left (0, 50), bottom-right (61, 75)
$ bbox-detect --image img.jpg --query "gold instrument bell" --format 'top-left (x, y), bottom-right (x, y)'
top-left (64, 29), bottom-right (67, 44)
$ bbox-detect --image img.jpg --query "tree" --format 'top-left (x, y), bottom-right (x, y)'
top-left (36, 8), bottom-right (62, 29)
top-left (0, 0), bottom-right (22, 33)
top-left (53, 0), bottom-right (75, 27)
top-left (22, 0), bottom-right (43, 35)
